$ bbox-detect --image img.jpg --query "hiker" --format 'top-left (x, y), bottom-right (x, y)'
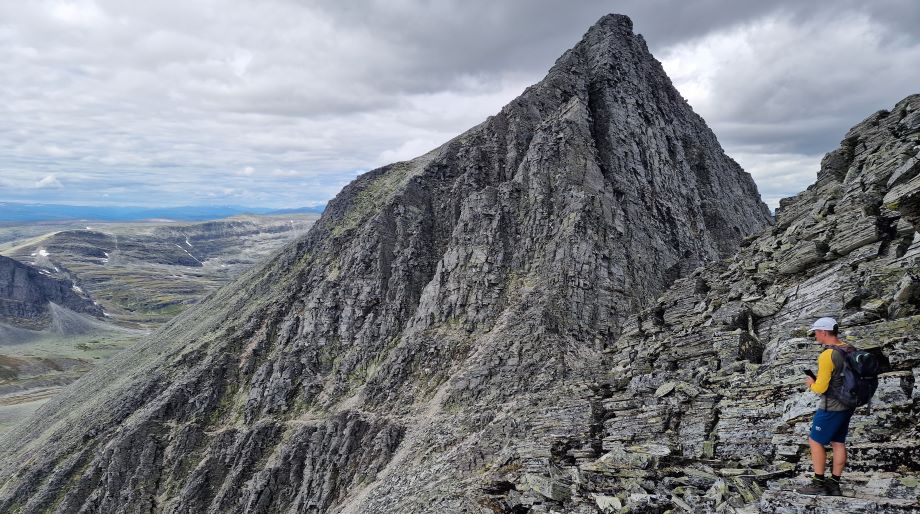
top-left (796, 317), bottom-right (854, 496)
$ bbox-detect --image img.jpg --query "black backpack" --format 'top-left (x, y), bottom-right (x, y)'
top-left (828, 345), bottom-right (885, 408)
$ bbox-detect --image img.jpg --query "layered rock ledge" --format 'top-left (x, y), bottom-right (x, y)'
top-left (476, 95), bottom-right (920, 513)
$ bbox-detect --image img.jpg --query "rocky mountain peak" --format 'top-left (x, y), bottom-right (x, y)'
top-left (518, 93), bottom-right (919, 512)
top-left (0, 14), bottom-right (774, 513)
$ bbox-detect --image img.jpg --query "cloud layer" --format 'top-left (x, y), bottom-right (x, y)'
top-left (0, 0), bottom-right (917, 209)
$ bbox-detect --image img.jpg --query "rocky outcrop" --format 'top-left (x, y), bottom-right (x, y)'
top-left (473, 95), bottom-right (920, 513)
top-left (0, 255), bottom-right (102, 329)
top-left (0, 14), bottom-right (771, 513)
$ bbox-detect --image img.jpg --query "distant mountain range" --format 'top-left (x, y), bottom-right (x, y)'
top-left (0, 202), bottom-right (325, 222)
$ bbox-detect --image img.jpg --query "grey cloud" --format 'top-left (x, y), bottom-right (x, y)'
top-left (0, 1), bottom-right (917, 210)
top-left (731, 152), bottom-right (823, 210)
top-left (653, 5), bottom-right (920, 208)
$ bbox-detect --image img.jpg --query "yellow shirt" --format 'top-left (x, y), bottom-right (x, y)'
top-left (810, 348), bottom-right (835, 394)
top-left (809, 346), bottom-right (849, 411)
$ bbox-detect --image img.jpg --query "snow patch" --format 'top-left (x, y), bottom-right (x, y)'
top-left (38, 249), bottom-right (49, 257)
top-left (174, 244), bottom-right (202, 265)
top-left (72, 285), bottom-right (83, 294)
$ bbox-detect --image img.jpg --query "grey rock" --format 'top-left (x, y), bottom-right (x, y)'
top-left (546, 94), bottom-right (920, 512)
top-left (0, 13), bottom-right (771, 512)
top-left (0, 254), bottom-right (103, 329)
top-left (9, 16), bottom-right (920, 514)
top-left (594, 494), bottom-right (622, 512)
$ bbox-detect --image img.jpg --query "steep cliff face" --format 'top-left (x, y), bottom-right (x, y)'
top-left (0, 15), bottom-right (771, 513)
top-left (0, 255), bottom-right (102, 329)
top-left (474, 95), bottom-right (919, 513)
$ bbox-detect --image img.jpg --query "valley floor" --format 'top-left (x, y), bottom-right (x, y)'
top-left (0, 214), bottom-right (317, 437)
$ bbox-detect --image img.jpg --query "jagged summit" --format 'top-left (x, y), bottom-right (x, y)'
top-left (0, 14), bottom-right (771, 513)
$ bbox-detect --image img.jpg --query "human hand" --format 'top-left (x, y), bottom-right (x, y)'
top-left (805, 376), bottom-right (815, 387)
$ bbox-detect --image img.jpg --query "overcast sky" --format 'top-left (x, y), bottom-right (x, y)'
top-left (0, 1), bottom-right (918, 210)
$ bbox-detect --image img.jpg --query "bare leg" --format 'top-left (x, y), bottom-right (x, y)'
top-left (830, 442), bottom-right (847, 476)
top-left (809, 437), bottom-right (827, 475)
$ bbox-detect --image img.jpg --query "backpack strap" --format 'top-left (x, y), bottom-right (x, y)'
top-left (819, 344), bottom-right (851, 408)
top-left (822, 342), bottom-right (853, 353)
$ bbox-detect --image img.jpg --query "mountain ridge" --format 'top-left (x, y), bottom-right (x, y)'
top-left (0, 14), bottom-right (774, 513)
top-left (543, 93), bottom-right (920, 512)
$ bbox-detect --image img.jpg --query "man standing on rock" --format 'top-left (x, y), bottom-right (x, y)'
top-left (797, 317), bottom-right (855, 497)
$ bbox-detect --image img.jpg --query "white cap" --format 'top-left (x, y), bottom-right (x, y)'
top-left (808, 317), bottom-right (838, 334)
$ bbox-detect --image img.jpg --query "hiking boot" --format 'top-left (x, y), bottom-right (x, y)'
top-left (796, 476), bottom-right (830, 495)
top-left (824, 477), bottom-right (842, 496)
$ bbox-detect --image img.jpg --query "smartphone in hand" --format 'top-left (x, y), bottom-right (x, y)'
top-left (803, 369), bottom-right (816, 380)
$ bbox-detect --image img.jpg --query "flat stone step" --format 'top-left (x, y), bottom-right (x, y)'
top-left (760, 489), bottom-right (920, 513)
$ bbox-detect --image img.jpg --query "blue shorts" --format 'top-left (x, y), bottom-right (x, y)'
top-left (809, 409), bottom-right (854, 445)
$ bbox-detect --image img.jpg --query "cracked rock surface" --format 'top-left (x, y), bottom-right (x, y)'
top-left (476, 95), bottom-right (920, 513)
top-left (0, 14), bottom-right (777, 514)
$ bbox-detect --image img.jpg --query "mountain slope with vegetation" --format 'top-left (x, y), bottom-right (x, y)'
top-left (0, 214), bottom-right (317, 326)
top-left (0, 215), bottom-right (317, 438)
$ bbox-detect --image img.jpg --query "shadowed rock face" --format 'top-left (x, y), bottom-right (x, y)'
top-left (0, 255), bottom-right (102, 329)
top-left (0, 14), bottom-right (771, 513)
